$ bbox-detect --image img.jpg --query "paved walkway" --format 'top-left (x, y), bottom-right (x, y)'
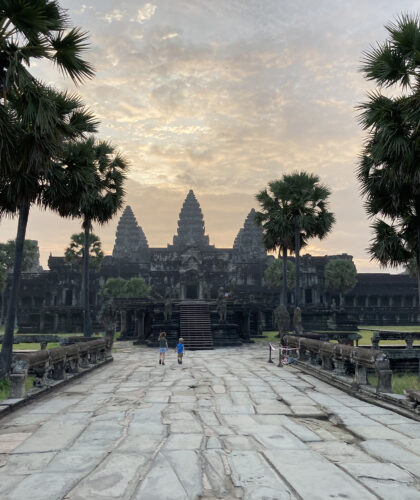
top-left (0, 343), bottom-right (419, 499)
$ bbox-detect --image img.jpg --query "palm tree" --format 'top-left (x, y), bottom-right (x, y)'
top-left (65, 232), bottom-right (104, 270)
top-left (0, 0), bottom-right (93, 103)
top-left (44, 138), bottom-right (128, 337)
top-left (281, 172), bottom-right (335, 306)
top-left (255, 183), bottom-right (295, 306)
top-left (0, 86), bottom-right (96, 376)
top-left (358, 14), bottom-right (420, 310)
top-left (0, 1), bottom-right (94, 376)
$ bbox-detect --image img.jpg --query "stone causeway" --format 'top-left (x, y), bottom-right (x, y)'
top-left (0, 342), bottom-right (419, 499)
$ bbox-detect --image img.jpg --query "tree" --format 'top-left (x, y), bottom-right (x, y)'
top-left (45, 138), bottom-right (128, 337)
top-left (282, 172), bottom-right (335, 306)
top-left (101, 277), bottom-right (150, 299)
top-left (257, 172), bottom-right (335, 307)
top-left (0, 87), bottom-right (96, 376)
top-left (65, 232), bottom-right (104, 270)
top-left (0, 1), bottom-right (94, 377)
top-left (357, 14), bottom-right (420, 310)
top-left (0, 0), bottom-right (94, 172)
top-left (256, 184), bottom-right (295, 306)
top-left (0, 1), bottom-right (94, 100)
top-left (324, 259), bottom-right (357, 306)
top-left (0, 239), bottom-right (39, 324)
top-left (264, 259), bottom-right (295, 290)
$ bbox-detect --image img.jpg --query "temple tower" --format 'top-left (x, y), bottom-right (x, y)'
top-left (172, 190), bottom-right (210, 248)
top-left (112, 205), bottom-right (149, 262)
top-left (233, 209), bottom-right (266, 261)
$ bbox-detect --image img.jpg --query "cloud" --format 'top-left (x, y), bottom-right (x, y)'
top-left (6, 0), bottom-right (420, 272)
top-left (103, 9), bottom-right (124, 23)
top-left (136, 3), bottom-right (157, 24)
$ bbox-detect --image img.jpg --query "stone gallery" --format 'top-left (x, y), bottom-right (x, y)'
top-left (3, 190), bottom-right (419, 348)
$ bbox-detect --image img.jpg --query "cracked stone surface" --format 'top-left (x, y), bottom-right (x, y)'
top-left (0, 343), bottom-right (420, 499)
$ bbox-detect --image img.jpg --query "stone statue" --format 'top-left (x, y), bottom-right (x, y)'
top-left (331, 298), bottom-right (337, 311)
top-left (293, 306), bottom-right (303, 335)
top-left (174, 282), bottom-right (181, 299)
top-left (274, 305), bottom-right (290, 339)
top-left (339, 294), bottom-right (345, 311)
top-left (202, 280), bottom-right (210, 300)
top-left (98, 298), bottom-right (117, 353)
top-left (164, 295), bottom-right (172, 322)
top-left (216, 287), bottom-right (227, 322)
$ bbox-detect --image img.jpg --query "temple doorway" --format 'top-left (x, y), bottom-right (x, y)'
top-left (186, 284), bottom-right (199, 299)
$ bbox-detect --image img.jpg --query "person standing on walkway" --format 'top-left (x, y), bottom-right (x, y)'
top-left (158, 331), bottom-right (168, 365)
top-left (176, 338), bottom-right (184, 364)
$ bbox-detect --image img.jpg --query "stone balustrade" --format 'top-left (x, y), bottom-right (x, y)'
top-left (371, 330), bottom-right (420, 350)
top-left (9, 338), bottom-right (112, 399)
top-left (282, 335), bottom-right (393, 393)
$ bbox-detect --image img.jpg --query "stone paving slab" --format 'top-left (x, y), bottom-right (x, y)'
top-left (0, 343), bottom-right (419, 499)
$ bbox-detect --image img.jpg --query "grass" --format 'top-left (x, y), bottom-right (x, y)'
top-left (254, 326), bottom-right (420, 347)
top-left (358, 325), bottom-right (420, 346)
top-left (368, 372), bottom-right (420, 395)
top-left (0, 375), bottom-right (35, 402)
top-left (251, 331), bottom-right (280, 343)
top-left (0, 378), bottom-right (10, 401)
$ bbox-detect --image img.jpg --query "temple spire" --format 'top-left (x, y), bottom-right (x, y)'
top-left (112, 205), bottom-right (149, 261)
top-left (172, 190), bottom-right (210, 248)
top-left (233, 208), bottom-right (266, 261)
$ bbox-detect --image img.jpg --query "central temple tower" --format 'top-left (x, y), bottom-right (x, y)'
top-left (172, 190), bottom-right (210, 248)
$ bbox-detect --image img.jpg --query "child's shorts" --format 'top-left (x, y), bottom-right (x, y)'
top-left (160, 348), bottom-right (167, 353)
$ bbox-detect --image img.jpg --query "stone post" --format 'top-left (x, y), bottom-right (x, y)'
top-left (376, 370), bottom-right (393, 393)
top-left (52, 360), bottom-right (66, 380)
top-left (354, 364), bottom-right (368, 385)
top-left (10, 373), bottom-right (26, 398)
top-left (321, 354), bottom-right (334, 371)
top-left (333, 358), bottom-right (346, 376)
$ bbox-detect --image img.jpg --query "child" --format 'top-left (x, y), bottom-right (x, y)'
top-left (176, 338), bottom-right (184, 364)
top-left (158, 331), bottom-right (168, 365)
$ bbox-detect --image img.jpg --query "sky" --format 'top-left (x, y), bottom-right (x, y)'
top-left (0, 0), bottom-right (417, 271)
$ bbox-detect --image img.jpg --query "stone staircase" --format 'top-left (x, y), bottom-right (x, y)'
top-left (180, 301), bottom-right (214, 350)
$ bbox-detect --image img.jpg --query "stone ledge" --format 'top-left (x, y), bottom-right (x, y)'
top-left (293, 360), bottom-right (420, 422)
top-left (0, 356), bottom-right (113, 421)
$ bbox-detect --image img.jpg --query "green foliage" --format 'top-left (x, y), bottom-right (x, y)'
top-left (44, 137), bottom-right (128, 227)
top-left (64, 232), bottom-right (103, 270)
top-left (0, 378), bottom-right (10, 401)
top-left (358, 15), bottom-right (420, 276)
top-left (101, 277), bottom-right (150, 299)
top-left (0, 239), bottom-right (39, 292)
top-left (324, 259), bottom-right (357, 294)
top-left (264, 259), bottom-right (295, 289)
top-left (368, 372), bottom-right (420, 395)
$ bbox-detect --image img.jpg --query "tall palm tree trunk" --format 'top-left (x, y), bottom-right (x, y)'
top-left (294, 227), bottom-right (300, 307)
top-left (281, 246), bottom-right (288, 306)
top-left (83, 220), bottom-right (93, 337)
top-left (0, 202), bottom-right (30, 377)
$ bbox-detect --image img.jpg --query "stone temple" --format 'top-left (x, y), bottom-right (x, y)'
top-left (3, 190), bottom-right (420, 347)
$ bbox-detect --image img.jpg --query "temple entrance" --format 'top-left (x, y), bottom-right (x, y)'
top-left (186, 284), bottom-right (199, 300)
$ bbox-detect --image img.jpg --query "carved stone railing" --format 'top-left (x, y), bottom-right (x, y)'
top-left (371, 330), bottom-right (420, 350)
top-left (9, 338), bottom-right (111, 399)
top-left (282, 335), bottom-right (393, 393)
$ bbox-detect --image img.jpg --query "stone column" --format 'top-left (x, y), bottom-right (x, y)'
top-left (40, 311), bottom-right (45, 333)
top-left (138, 312), bottom-right (145, 341)
top-left (120, 310), bottom-right (127, 337)
top-left (53, 313), bottom-right (59, 333)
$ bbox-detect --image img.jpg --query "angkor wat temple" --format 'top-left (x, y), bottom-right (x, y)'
top-left (2, 190), bottom-right (419, 348)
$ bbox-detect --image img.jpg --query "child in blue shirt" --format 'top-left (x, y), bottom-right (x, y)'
top-left (176, 338), bottom-right (184, 364)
